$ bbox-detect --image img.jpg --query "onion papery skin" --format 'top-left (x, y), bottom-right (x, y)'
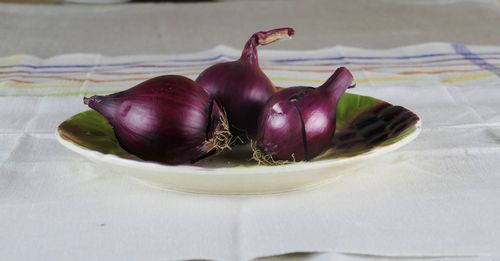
top-left (84, 75), bottom-right (228, 165)
top-left (196, 27), bottom-right (294, 140)
top-left (255, 67), bottom-right (354, 163)
top-left (196, 60), bottom-right (275, 139)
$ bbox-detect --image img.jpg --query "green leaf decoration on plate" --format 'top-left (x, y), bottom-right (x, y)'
top-left (57, 93), bottom-right (420, 167)
top-left (58, 109), bottom-right (137, 160)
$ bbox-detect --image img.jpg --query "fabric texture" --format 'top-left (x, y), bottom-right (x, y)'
top-left (1, 43), bottom-right (500, 261)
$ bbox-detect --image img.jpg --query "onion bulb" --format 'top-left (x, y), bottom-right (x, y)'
top-left (83, 75), bottom-right (231, 165)
top-left (196, 27), bottom-right (294, 140)
top-left (253, 67), bottom-right (354, 164)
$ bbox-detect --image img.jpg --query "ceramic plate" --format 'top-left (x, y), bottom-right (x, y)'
top-left (56, 93), bottom-right (421, 194)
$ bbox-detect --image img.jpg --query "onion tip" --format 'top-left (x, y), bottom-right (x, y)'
top-left (257, 27), bottom-right (295, 46)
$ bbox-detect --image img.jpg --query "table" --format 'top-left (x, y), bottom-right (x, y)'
top-left (1, 0), bottom-right (500, 56)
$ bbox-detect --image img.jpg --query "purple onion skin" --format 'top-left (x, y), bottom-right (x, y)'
top-left (256, 67), bottom-right (354, 162)
top-left (196, 61), bottom-right (274, 138)
top-left (84, 75), bottom-right (226, 165)
top-left (196, 27), bottom-right (294, 139)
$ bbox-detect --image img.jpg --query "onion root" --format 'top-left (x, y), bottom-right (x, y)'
top-left (251, 140), bottom-right (296, 166)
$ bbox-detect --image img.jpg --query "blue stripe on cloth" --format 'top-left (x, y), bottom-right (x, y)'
top-left (2, 48), bottom-right (500, 69)
top-left (271, 52), bottom-right (500, 63)
top-left (0, 54), bottom-right (226, 70)
top-left (451, 42), bottom-right (500, 78)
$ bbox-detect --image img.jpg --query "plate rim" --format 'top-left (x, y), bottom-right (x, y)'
top-left (55, 119), bottom-right (422, 176)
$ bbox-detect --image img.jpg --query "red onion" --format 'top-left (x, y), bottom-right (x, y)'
top-left (254, 67), bottom-right (354, 163)
top-left (196, 27), bottom-right (294, 140)
top-left (83, 75), bottom-right (231, 165)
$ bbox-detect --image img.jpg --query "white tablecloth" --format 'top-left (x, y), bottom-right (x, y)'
top-left (1, 0), bottom-right (500, 260)
top-left (1, 43), bottom-right (499, 260)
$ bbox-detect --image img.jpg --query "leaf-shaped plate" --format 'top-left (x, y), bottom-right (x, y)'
top-left (56, 93), bottom-right (421, 194)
